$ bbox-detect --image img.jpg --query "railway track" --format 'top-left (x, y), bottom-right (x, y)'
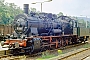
top-left (27, 42), bottom-right (86, 57)
top-left (48, 43), bottom-right (90, 60)
top-left (0, 42), bottom-right (88, 60)
top-left (59, 48), bottom-right (90, 60)
top-left (81, 55), bottom-right (90, 60)
top-left (26, 42), bottom-right (88, 60)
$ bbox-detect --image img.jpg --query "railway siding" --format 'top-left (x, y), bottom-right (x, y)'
top-left (48, 47), bottom-right (90, 60)
top-left (0, 43), bottom-right (89, 60)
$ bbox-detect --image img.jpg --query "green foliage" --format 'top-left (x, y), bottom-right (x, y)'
top-left (87, 21), bottom-right (90, 28)
top-left (30, 8), bottom-right (36, 12)
top-left (37, 51), bottom-right (55, 60)
top-left (83, 43), bottom-right (90, 48)
top-left (37, 50), bottom-right (62, 60)
top-left (36, 50), bottom-right (64, 60)
top-left (0, 0), bottom-right (23, 25)
top-left (57, 12), bottom-right (64, 17)
top-left (77, 18), bottom-right (86, 27)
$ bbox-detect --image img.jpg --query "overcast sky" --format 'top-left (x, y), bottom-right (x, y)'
top-left (5, 0), bottom-right (90, 17)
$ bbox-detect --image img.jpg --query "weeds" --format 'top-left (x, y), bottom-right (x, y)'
top-left (83, 43), bottom-right (90, 48)
top-left (36, 50), bottom-right (63, 60)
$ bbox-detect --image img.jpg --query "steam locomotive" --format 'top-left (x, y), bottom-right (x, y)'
top-left (13, 7), bottom-right (74, 37)
top-left (1, 4), bottom-right (90, 55)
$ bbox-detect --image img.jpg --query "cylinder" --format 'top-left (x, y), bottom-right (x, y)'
top-left (23, 4), bottom-right (29, 14)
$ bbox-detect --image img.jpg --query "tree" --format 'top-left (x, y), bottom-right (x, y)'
top-left (30, 8), bottom-right (36, 12)
top-left (0, 0), bottom-right (23, 25)
top-left (57, 12), bottom-right (64, 17)
top-left (87, 21), bottom-right (90, 28)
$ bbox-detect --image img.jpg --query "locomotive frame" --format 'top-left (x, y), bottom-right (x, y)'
top-left (3, 33), bottom-right (89, 55)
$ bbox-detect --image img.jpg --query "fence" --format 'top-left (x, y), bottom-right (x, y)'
top-left (0, 25), bottom-right (14, 36)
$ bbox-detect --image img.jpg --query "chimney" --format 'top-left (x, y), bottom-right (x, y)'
top-left (23, 4), bottom-right (29, 14)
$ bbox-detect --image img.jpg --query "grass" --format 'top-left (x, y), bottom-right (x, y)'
top-left (36, 50), bottom-right (63, 60)
top-left (83, 43), bottom-right (90, 48)
top-left (36, 54), bottom-right (55, 60)
top-left (36, 43), bottom-right (90, 60)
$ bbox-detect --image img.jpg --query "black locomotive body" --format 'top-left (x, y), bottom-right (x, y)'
top-left (2, 4), bottom-right (90, 55)
top-left (13, 4), bottom-right (76, 37)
